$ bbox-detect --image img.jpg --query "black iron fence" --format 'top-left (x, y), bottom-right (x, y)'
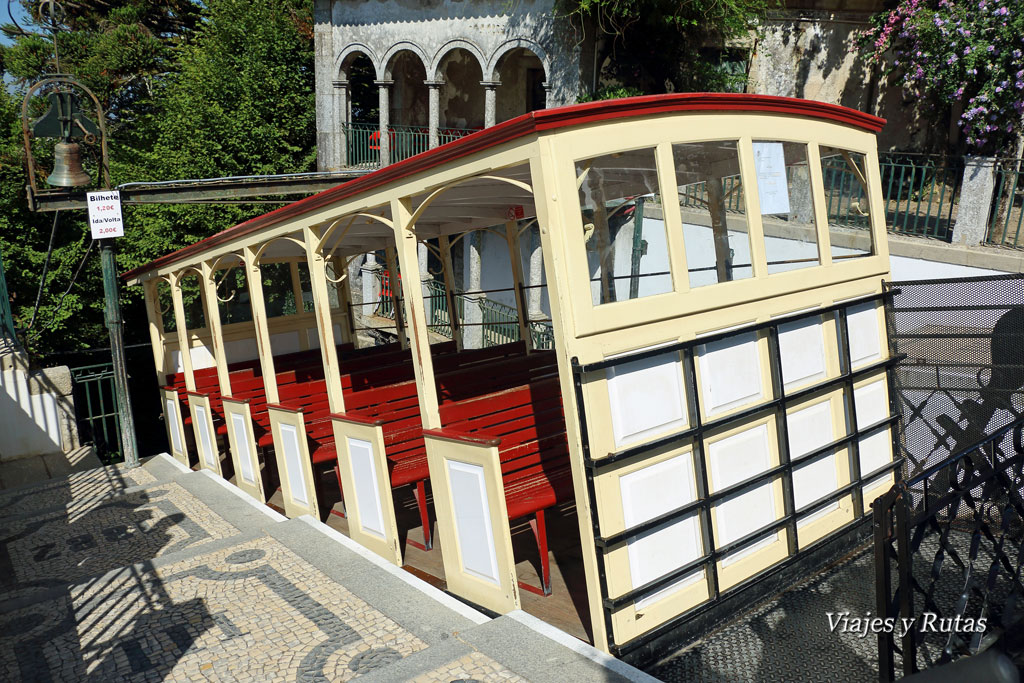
top-left (872, 417), bottom-right (1024, 681)
top-left (40, 343), bottom-right (166, 465)
top-left (884, 274), bottom-right (1024, 485)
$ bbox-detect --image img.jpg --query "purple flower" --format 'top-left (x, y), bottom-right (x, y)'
top-left (1013, 50), bottom-right (1022, 59)
top-left (996, 6), bottom-right (1009, 14)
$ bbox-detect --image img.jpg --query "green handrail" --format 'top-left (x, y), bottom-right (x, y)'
top-left (374, 272), bottom-right (553, 349)
top-left (678, 152), bottom-right (963, 240)
top-left (341, 123), bottom-right (478, 168)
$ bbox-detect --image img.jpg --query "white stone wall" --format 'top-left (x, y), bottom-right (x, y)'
top-left (0, 355), bottom-right (79, 461)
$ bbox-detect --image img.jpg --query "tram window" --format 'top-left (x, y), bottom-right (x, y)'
top-left (261, 263), bottom-right (297, 317)
top-left (671, 140), bottom-right (753, 288)
top-left (819, 146), bottom-right (874, 260)
top-left (752, 141), bottom-right (821, 274)
top-left (217, 267), bottom-right (254, 325)
top-left (576, 148), bottom-right (673, 306)
top-left (297, 263), bottom-right (315, 312)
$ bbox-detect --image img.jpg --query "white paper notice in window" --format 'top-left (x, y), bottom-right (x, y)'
top-left (753, 142), bottom-right (790, 216)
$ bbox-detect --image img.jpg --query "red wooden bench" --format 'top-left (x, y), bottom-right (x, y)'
top-left (430, 373), bottom-right (570, 595)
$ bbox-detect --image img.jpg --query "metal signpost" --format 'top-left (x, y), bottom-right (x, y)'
top-left (87, 192), bottom-right (139, 467)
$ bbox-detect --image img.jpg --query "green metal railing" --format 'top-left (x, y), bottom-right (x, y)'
top-left (341, 123), bottom-right (477, 169)
top-left (678, 152), bottom-right (962, 240)
top-left (374, 272), bottom-right (554, 349)
top-left (877, 153), bottom-right (962, 239)
top-left (0, 249), bottom-right (16, 343)
top-left (986, 158), bottom-right (1024, 247)
top-left (70, 361), bottom-right (123, 463)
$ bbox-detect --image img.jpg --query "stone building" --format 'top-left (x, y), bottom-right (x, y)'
top-left (313, 0), bottom-right (592, 172)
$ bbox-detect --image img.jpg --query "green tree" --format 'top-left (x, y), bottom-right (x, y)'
top-left (0, 0), bottom-right (316, 355)
top-left (558, 0), bottom-right (773, 97)
top-left (860, 0), bottom-right (1024, 153)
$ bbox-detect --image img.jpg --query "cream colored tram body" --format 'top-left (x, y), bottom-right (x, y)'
top-left (126, 94), bottom-right (897, 659)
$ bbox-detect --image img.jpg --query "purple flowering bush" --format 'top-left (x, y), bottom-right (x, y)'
top-left (861, 0), bottom-right (1024, 152)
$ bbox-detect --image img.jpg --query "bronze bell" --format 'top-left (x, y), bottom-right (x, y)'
top-left (47, 141), bottom-right (91, 187)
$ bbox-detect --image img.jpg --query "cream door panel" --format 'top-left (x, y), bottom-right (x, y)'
top-left (161, 387), bottom-right (188, 465)
top-left (188, 393), bottom-right (222, 476)
top-left (222, 398), bottom-right (265, 502)
top-left (268, 407), bottom-right (320, 519)
top-left (425, 433), bottom-right (520, 614)
top-left (332, 417), bottom-right (402, 565)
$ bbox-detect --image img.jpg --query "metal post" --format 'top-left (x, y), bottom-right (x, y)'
top-left (100, 240), bottom-right (139, 467)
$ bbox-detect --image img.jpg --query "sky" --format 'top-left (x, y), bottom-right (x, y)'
top-left (2, 2), bottom-right (32, 47)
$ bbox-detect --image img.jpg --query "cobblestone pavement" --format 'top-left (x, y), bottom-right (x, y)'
top-left (0, 454), bottom-right (656, 683)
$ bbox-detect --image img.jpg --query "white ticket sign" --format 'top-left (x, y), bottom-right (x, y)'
top-left (752, 142), bottom-right (790, 216)
top-left (87, 190), bottom-right (124, 239)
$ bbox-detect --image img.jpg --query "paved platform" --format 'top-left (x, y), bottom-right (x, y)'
top-left (0, 454), bottom-right (656, 683)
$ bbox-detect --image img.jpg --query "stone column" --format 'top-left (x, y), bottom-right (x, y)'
top-left (541, 81), bottom-right (551, 109)
top-left (481, 80), bottom-right (500, 128)
top-left (425, 80), bottom-right (443, 149)
top-left (375, 80), bottom-right (393, 166)
top-left (953, 156), bottom-right (998, 245)
top-left (527, 225), bottom-right (544, 318)
top-left (361, 252), bottom-right (380, 321)
top-left (333, 79), bottom-right (349, 170)
top-left (462, 232), bottom-right (484, 349)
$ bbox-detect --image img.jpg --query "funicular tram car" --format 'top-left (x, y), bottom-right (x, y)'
top-left (125, 94), bottom-right (901, 660)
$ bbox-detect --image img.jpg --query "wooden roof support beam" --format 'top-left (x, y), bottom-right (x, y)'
top-left (243, 245), bottom-right (279, 404)
top-left (143, 279), bottom-right (168, 386)
top-left (439, 234), bottom-right (463, 350)
top-left (200, 261), bottom-right (233, 398)
top-left (169, 272), bottom-right (197, 392)
top-left (392, 196), bottom-right (441, 429)
top-left (304, 226), bottom-right (345, 413)
top-left (383, 245), bottom-right (408, 350)
top-left (504, 220), bottom-right (533, 351)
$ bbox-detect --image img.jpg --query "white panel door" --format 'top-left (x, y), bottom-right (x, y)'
top-left (787, 401), bottom-right (839, 525)
top-left (777, 316), bottom-right (828, 390)
top-left (348, 437), bottom-right (387, 540)
top-left (448, 460), bottom-right (501, 585)
top-left (854, 379), bottom-right (891, 482)
top-left (708, 423), bottom-right (777, 564)
top-left (194, 404), bottom-right (217, 470)
top-left (847, 302), bottom-right (882, 367)
top-left (698, 332), bottom-right (764, 416)
top-left (280, 423), bottom-right (309, 507)
top-left (607, 349), bottom-right (688, 448)
top-left (620, 454), bottom-right (703, 608)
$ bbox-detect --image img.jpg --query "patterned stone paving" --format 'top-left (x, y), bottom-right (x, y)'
top-left (411, 651), bottom-right (529, 682)
top-left (0, 482), bottom-right (237, 601)
top-left (0, 463), bottom-right (157, 515)
top-left (0, 536), bottom-right (428, 682)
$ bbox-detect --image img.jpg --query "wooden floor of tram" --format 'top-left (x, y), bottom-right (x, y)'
top-left (225, 461), bottom-right (594, 644)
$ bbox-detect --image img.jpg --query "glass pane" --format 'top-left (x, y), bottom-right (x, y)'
top-left (297, 262), bottom-right (315, 312)
top-left (752, 141), bottom-right (820, 274)
top-left (261, 262), bottom-right (296, 317)
top-left (157, 280), bottom-right (175, 333)
top-left (179, 275), bottom-right (206, 330)
top-left (819, 146), bottom-right (874, 261)
top-left (672, 140), bottom-right (753, 288)
top-left (217, 267), bottom-right (253, 325)
top-left (576, 148), bottom-right (672, 306)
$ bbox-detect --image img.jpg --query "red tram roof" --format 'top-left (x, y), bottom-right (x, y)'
top-left (123, 93), bottom-right (886, 282)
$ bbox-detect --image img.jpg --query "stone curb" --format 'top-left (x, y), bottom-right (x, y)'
top-left (293, 515), bottom-right (490, 626)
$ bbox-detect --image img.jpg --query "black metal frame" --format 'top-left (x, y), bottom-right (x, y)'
top-left (570, 290), bottom-right (904, 658)
top-left (873, 416), bottom-right (1024, 681)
